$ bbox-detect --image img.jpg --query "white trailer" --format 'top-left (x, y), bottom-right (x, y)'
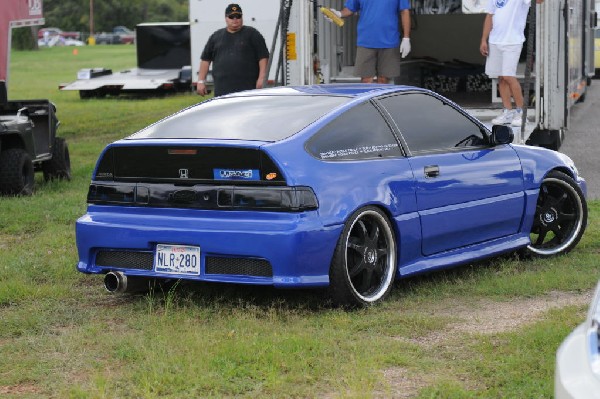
top-left (60, 23), bottom-right (193, 99)
top-left (189, 0), bottom-right (596, 150)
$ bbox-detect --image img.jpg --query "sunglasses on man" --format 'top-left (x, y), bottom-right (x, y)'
top-left (228, 14), bottom-right (242, 19)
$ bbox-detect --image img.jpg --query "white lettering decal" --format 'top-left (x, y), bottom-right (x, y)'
top-left (320, 143), bottom-right (398, 159)
top-left (29, 0), bottom-right (42, 15)
top-left (220, 169), bottom-right (253, 178)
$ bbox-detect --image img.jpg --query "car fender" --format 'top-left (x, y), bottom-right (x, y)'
top-left (511, 144), bottom-right (581, 191)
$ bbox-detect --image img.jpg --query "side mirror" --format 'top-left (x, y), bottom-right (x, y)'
top-left (491, 125), bottom-right (514, 145)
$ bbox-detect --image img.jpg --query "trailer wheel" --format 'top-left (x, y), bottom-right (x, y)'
top-left (79, 90), bottom-right (101, 99)
top-left (526, 129), bottom-right (563, 151)
top-left (0, 148), bottom-right (35, 196)
top-left (42, 137), bottom-right (71, 181)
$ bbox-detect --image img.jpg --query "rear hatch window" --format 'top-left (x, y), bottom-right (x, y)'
top-left (128, 95), bottom-right (350, 142)
top-left (96, 146), bottom-right (286, 184)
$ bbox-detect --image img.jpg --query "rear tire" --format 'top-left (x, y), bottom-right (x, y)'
top-left (0, 148), bottom-right (35, 196)
top-left (523, 170), bottom-right (587, 257)
top-left (329, 206), bottom-right (397, 307)
top-left (42, 137), bottom-right (71, 181)
top-left (79, 90), bottom-right (93, 99)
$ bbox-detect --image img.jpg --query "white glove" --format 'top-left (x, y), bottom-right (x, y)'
top-left (399, 38), bottom-right (411, 58)
top-left (324, 8), bottom-right (342, 23)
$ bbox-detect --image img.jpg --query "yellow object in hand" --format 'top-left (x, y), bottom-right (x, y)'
top-left (320, 7), bottom-right (344, 27)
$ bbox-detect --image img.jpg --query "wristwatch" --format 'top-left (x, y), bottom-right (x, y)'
top-left (198, 80), bottom-right (206, 84)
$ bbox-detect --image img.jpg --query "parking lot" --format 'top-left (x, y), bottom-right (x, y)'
top-left (559, 80), bottom-right (600, 199)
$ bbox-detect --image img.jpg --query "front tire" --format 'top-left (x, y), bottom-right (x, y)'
top-left (329, 206), bottom-right (397, 307)
top-left (0, 148), bottom-right (35, 195)
top-left (524, 170), bottom-right (587, 257)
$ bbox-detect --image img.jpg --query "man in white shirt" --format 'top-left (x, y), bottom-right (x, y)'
top-left (480, 0), bottom-right (544, 127)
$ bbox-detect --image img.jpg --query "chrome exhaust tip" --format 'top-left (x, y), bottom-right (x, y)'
top-left (104, 271), bottom-right (151, 294)
top-left (104, 271), bottom-right (126, 293)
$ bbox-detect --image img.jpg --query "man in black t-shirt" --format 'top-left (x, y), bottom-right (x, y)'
top-left (197, 4), bottom-right (269, 97)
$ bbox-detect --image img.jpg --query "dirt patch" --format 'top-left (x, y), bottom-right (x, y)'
top-left (379, 290), bottom-right (594, 397)
top-left (407, 290), bottom-right (593, 346)
top-left (0, 233), bottom-right (29, 250)
top-left (374, 367), bottom-right (430, 399)
top-left (455, 290), bottom-right (592, 333)
top-left (0, 383), bottom-right (41, 395)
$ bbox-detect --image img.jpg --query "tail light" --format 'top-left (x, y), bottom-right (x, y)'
top-left (87, 183), bottom-right (318, 212)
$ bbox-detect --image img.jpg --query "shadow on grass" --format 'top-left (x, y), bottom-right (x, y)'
top-left (78, 90), bottom-right (196, 101)
top-left (94, 278), bottom-right (336, 313)
top-left (172, 280), bottom-right (333, 311)
top-left (93, 252), bottom-right (536, 313)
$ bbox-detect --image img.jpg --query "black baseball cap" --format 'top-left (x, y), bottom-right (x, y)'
top-left (225, 4), bottom-right (242, 16)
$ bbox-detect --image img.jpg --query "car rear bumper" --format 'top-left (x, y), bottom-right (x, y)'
top-left (76, 205), bottom-right (340, 287)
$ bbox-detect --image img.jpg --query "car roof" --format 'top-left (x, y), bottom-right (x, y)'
top-left (226, 84), bottom-right (426, 99)
top-left (125, 85), bottom-right (432, 143)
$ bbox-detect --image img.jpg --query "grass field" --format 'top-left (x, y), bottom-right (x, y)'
top-left (1, 45), bottom-right (599, 398)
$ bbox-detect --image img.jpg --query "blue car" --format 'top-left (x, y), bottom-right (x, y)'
top-left (76, 85), bottom-right (588, 306)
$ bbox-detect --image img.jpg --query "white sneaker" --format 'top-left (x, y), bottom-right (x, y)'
top-left (491, 109), bottom-right (515, 125)
top-left (511, 110), bottom-right (523, 127)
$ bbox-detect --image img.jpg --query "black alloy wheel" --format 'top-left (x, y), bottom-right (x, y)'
top-left (525, 170), bottom-right (587, 257)
top-left (329, 206), bottom-right (397, 307)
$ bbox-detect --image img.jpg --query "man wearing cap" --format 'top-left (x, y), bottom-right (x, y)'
top-left (197, 4), bottom-right (269, 97)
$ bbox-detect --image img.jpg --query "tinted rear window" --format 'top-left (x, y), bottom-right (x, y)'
top-left (128, 95), bottom-right (350, 142)
top-left (306, 101), bottom-right (402, 160)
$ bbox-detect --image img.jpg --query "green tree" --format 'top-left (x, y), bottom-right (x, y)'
top-left (42, 0), bottom-right (189, 34)
top-left (11, 27), bottom-right (38, 51)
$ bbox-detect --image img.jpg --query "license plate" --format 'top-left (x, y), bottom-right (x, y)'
top-left (154, 244), bottom-right (200, 275)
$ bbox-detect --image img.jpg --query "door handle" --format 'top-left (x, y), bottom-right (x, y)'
top-left (424, 165), bottom-right (440, 178)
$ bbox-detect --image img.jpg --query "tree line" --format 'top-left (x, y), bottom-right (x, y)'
top-left (12, 0), bottom-right (189, 49)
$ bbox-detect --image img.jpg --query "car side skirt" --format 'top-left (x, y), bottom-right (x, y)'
top-left (398, 233), bottom-right (530, 277)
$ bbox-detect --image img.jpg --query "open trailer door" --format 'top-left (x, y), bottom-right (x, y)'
top-left (1, 0), bottom-right (70, 196)
top-left (1, 0), bottom-right (45, 87)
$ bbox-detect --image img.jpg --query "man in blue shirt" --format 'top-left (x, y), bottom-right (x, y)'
top-left (327, 0), bottom-right (412, 83)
